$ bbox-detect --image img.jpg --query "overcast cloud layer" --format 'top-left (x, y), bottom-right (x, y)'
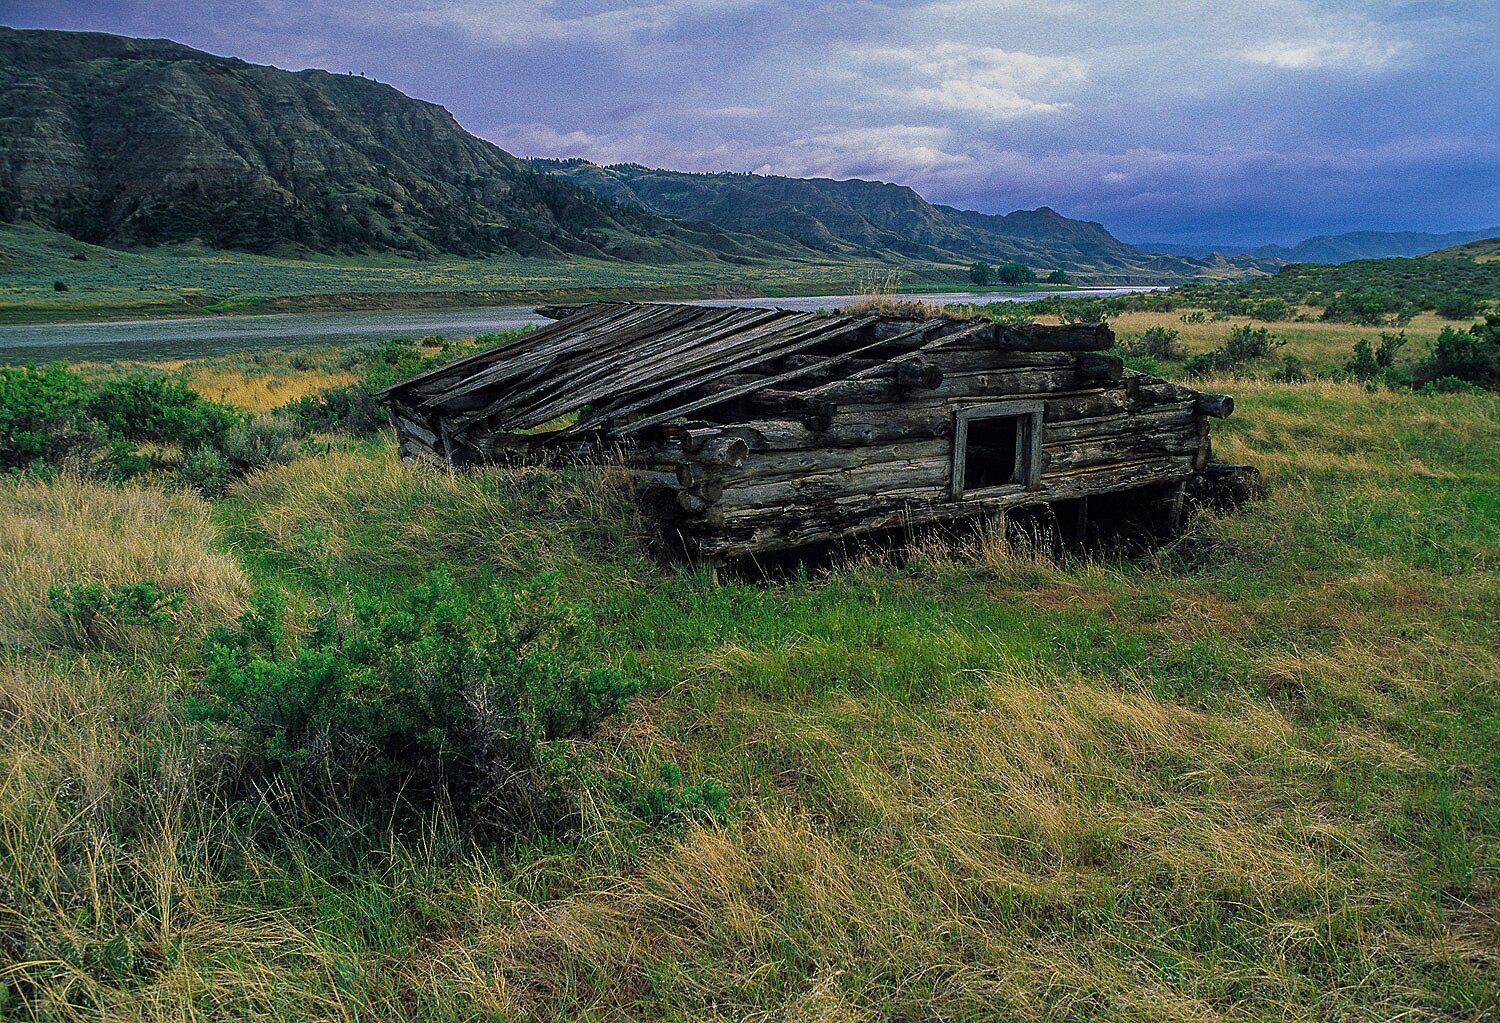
top-left (7, 0), bottom-right (1497, 243)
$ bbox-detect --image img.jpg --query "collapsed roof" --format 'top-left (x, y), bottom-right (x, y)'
top-left (379, 301), bottom-right (1113, 446)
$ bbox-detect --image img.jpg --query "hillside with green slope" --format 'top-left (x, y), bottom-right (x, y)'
top-left (533, 159), bottom-right (1260, 282)
top-left (0, 28), bottom-right (792, 263)
top-left (1426, 237), bottom-right (1500, 262)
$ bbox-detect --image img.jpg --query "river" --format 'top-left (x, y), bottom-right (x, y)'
top-left (0, 288), bottom-right (1159, 364)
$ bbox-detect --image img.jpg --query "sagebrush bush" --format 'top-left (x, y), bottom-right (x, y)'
top-left (1320, 290), bottom-right (1417, 327)
top-left (189, 570), bottom-right (639, 830)
top-left (1412, 315), bottom-right (1500, 390)
top-left (1344, 332), bottom-right (1408, 382)
top-left (45, 580), bottom-right (182, 651)
top-left (85, 371), bottom-right (240, 447)
top-left (1119, 325), bottom-right (1184, 361)
top-left (0, 364), bottom-right (95, 472)
top-left (1434, 293), bottom-right (1480, 320)
top-left (1184, 325), bottom-right (1285, 377)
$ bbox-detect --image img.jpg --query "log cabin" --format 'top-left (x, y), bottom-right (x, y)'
top-left (379, 302), bottom-right (1257, 563)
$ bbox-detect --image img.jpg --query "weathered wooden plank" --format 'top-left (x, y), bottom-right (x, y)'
top-left (384, 302), bottom-right (626, 398)
top-left (710, 455), bottom-right (954, 513)
top-left (688, 454), bottom-right (1196, 554)
top-left (504, 307), bottom-right (782, 428)
top-left (920, 367), bottom-right (1085, 400)
top-left (922, 349), bottom-right (1078, 374)
top-left (992, 323), bottom-right (1113, 352)
top-left (709, 438), bottom-right (952, 484)
top-left (1040, 429), bottom-right (1200, 473)
top-left (587, 314), bottom-right (917, 438)
top-left (1041, 402), bottom-right (1196, 443)
top-left (432, 303), bottom-right (693, 406)
top-left (1196, 393), bottom-right (1235, 419)
top-left (548, 310), bottom-right (850, 435)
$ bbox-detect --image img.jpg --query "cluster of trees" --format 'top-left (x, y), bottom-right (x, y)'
top-left (968, 261), bottom-right (1070, 287)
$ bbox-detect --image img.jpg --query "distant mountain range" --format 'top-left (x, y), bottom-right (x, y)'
top-left (0, 26), bottom-right (1258, 281)
top-left (526, 160), bottom-right (1250, 280)
top-left (1139, 227), bottom-right (1500, 264)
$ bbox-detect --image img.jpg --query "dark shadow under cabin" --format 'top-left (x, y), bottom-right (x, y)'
top-left (379, 302), bottom-right (1258, 565)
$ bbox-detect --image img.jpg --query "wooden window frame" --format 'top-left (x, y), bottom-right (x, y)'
top-left (951, 400), bottom-right (1044, 499)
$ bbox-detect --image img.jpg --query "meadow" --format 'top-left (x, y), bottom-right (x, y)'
top-left (0, 223), bottom-right (1018, 324)
top-left (1, 309), bottom-right (1497, 1020)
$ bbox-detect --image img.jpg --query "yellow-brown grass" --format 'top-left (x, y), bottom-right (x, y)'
top-left (0, 476), bottom-right (249, 647)
top-left (1102, 310), bottom-right (1457, 372)
top-left (183, 363), bottom-right (356, 411)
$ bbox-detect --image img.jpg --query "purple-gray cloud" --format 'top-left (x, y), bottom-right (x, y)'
top-left (5, 0), bottom-right (1497, 243)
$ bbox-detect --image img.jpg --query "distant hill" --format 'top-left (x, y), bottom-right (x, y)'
top-left (1140, 227), bottom-right (1500, 264)
top-left (0, 27), bottom-right (790, 261)
top-left (529, 160), bottom-right (1266, 282)
top-left (1425, 237), bottom-right (1500, 262)
top-left (0, 26), bottom-right (1263, 281)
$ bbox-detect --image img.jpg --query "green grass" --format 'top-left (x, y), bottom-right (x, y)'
top-left (1, 331), bottom-right (1497, 1019)
top-left (0, 223), bottom-right (1071, 324)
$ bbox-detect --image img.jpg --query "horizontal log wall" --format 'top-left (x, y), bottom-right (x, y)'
top-left (653, 341), bottom-right (1212, 558)
top-left (387, 327), bottom-right (1227, 561)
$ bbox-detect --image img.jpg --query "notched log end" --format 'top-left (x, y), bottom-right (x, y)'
top-left (1196, 393), bottom-right (1235, 419)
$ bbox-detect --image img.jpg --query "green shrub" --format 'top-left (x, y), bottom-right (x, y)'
top-left (86, 372), bottom-right (240, 447)
top-left (1321, 291), bottom-right (1416, 327)
top-left (218, 413), bottom-right (304, 472)
top-left (1434, 294), bottom-right (1480, 320)
top-left (1411, 315), bottom-right (1500, 390)
top-left (0, 365), bottom-right (94, 472)
top-left (189, 571), bottom-right (639, 831)
top-left (1120, 325), bottom-right (1184, 361)
top-left (1420, 375), bottom-right (1486, 395)
top-left (179, 444), bottom-right (233, 496)
top-left (1274, 355), bottom-right (1307, 383)
top-left (987, 303), bottom-right (1035, 326)
top-left (1223, 324), bottom-right (1282, 362)
top-left (46, 581), bottom-right (183, 650)
top-left (1345, 332), bottom-right (1408, 381)
top-left (1251, 297), bottom-right (1291, 321)
top-left (282, 383), bottom-right (387, 435)
top-left (621, 762), bottom-right (730, 826)
top-left (1184, 325), bottom-right (1284, 377)
top-left (1055, 299), bottom-right (1111, 325)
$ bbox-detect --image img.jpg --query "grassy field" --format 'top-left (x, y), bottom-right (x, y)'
top-left (2, 319), bottom-right (1497, 1020)
top-left (0, 223), bottom-right (1075, 324)
top-left (1105, 309), bottom-right (1460, 375)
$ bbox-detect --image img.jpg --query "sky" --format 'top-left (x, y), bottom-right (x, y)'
top-left (6, 0), bottom-right (1498, 244)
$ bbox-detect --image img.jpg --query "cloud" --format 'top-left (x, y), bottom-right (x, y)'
top-left (500, 121), bottom-right (978, 186)
top-left (398, 0), bottom-right (761, 46)
top-left (1244, 36), bottom-right (1405, 70)
top-left (764, 125), bottom-right (980, 182)
top-left (840, 41), bottom-right (1084, 120)
top-left (18, 0), bottom-right (1496, 240)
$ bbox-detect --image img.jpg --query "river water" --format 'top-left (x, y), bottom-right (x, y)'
top-left (0, 288), bottom-right (1158, 364)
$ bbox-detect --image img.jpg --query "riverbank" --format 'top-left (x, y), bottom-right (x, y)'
top-left (0, 222), bottom-right (1095, 326)
top-left (0, 279), bottom-right (1084, 327)
top-left (3, 288), bottom-right (1165, 364)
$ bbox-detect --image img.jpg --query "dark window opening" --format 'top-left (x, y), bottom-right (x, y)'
top-left (964, 414), bottom-right (1025, 489)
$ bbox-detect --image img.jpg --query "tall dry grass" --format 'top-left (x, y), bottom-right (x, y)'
top-left (0, 476), bottom-right (249, 648)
